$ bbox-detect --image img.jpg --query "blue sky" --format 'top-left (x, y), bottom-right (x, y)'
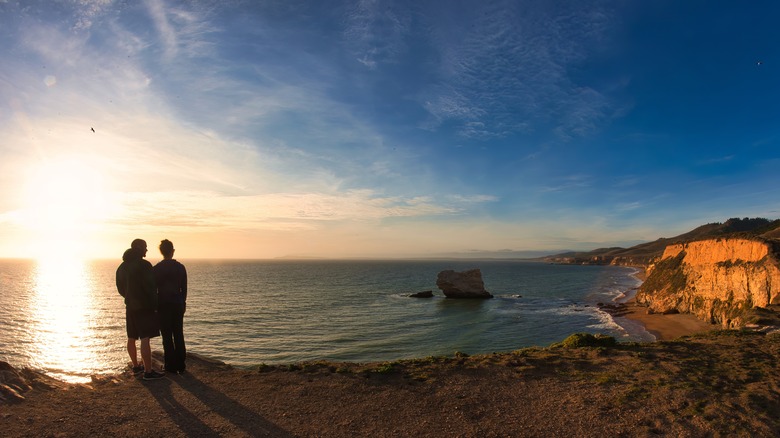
top-left (1, 0), bottom-right (779, 259)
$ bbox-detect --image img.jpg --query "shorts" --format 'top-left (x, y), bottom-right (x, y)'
top-left (126, 308), bottom-right (160, 339)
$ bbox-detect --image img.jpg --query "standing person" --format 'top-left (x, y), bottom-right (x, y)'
top-left (154, 239), bottom-right (188, 374)
top-left (116, 238), bottom-right (165, 380)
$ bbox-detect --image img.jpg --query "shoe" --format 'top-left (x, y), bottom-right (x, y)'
top-left (143, 370), bottom-right (165, 380)
top-left (131, 365), bottom-right (144, 375)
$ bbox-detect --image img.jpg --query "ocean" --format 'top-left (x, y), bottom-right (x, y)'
top-left (0, 258), bottom-right (650, 383)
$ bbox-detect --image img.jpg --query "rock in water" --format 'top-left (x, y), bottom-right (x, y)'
top-left (436, 269), bottom-right (493, 298)
top-left (409, 290), bottom-right (434, 298)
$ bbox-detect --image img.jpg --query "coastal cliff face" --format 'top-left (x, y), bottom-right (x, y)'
top-left (636, 238), bottom-right (780, 327)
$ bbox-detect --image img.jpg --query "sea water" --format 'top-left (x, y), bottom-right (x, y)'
top-left (0, 258), bottom-right (650, 383)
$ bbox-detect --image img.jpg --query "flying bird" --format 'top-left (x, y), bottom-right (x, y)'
top-left (757, 60), bottom-right (764, 67)
top-left (91, 127), bottom-right (95, 133)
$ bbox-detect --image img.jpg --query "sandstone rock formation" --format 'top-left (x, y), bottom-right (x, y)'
top-left (436, 269), bottom-right (493, 298)
top-left (636, 238), bottom-right (780, 327)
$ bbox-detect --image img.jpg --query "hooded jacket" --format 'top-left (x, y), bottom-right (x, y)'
top-left (116, 248), bottom-right (157, 311)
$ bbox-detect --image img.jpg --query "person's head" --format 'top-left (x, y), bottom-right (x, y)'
top-left (159, 239), bottom-right (175, 259)
top-left (130, 239), bottom-right (148, 258)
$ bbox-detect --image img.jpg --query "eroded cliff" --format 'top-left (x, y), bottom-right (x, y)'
top-left (636, 238), bottom-right (780, 327)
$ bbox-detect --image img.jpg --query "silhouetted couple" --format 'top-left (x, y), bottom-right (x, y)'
top-left (116, 239), bottom-right (188, 380)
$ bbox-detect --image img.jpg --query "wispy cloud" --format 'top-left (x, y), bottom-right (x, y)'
top-left (72, 0), bottom-right (114, 31)
top-left (697, 155), bottom-right (735, 165)
top-left (343, 0), bottom-right (412, 69)
top-left (539, 174), bottom-right (592, 193)
top-left (420, 1), bottom-right (615, 139)
top-left (144, 0), bottom-right (218, 61)
top-left (615, 201), bottom-right (643, 212)
top-left (145, 0), bottom-right (179, 58)
top-left (7, 1), bottom-right (775, 259)
top-left (106, 189), bottom-right (495, 234)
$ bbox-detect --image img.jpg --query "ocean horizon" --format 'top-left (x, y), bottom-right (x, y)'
top-left (0, 258), bottom-right (649, 383)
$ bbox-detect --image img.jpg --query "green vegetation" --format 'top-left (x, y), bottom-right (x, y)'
top-left (372, 361), bottom-right (399, 374)
top-left (744, 305), bottom-right (780, 326)
top-left (552, 333), bottom-right (617, 348)
top-left (720, 217), bottom-right (773, 234)
top-left (408, 355), bottom-right (451, 365)
top-left (641, 251), bottom-right (687, 296)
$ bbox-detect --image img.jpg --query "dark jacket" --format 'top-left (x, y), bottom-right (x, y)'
top-left (154, 259), bottom-right (187, 305)
top-left (116, 249), bottom-right (157, 311)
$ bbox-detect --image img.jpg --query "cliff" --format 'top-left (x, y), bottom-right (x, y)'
top-left (543, 217), bottom-right (780, 267)
top-left (636, 238), bottom-right (780, 328)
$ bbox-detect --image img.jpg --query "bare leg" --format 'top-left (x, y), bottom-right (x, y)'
top-left (140, 337), bottom-right (152, 372)
top-left (127, 338), bottom-right (138, 367)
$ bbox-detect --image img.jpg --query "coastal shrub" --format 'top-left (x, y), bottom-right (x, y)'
top-left (409, 355), bottom-right (449, 365)
top-left (641, 251), bottom-right (687, 296)
top-left (554, 333), bottom-right (617, 349)
top-left (335, 366), bottom-right (352, 374)
top-left (373, 362), bottom-right (398, 374)
top-left (742, 306), bottom-right (780, 326)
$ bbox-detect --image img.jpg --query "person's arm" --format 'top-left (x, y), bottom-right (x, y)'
top-left (181, 264), bottom-right (187, 313)
top-left (116, 265), bottom-right (126, 297)
top-left (181, 265), bottom-right (187, 301)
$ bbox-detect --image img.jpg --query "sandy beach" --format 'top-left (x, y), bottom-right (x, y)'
top-left (604, 268), bottom-right (715, 341)
top-left (618, 299), bottom-right (715, 340)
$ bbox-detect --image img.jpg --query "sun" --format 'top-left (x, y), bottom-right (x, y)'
top-left (20, 157), bottom-right (114, 259)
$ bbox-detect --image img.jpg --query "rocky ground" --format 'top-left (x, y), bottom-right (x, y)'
top-left (3, 329), bottom-right (780, 437)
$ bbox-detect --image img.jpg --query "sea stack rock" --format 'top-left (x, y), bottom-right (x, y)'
top-left (436, 269), bottom-right (493, 298)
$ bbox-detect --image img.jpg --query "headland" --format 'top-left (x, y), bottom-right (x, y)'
top-left (3, 328), bottom-right (779, 437)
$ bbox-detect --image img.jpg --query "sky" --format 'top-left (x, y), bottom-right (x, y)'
top-left (1, 0), bottom-right (779, 260)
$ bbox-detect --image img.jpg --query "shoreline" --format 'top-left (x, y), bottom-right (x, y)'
top-left (608, 266), bottom-right (716, 341)
top-left (614, 299), bottom-right (715, 341)
top-left (3, 265), bottom-right (712, 385)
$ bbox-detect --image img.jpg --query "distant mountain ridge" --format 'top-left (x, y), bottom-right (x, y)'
top-left (543, 217), bottom-right (780, 266)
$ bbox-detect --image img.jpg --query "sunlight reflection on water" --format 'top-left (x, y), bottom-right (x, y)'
top-left (28, 259), bottom-right (113, 383)
top-left (0, 259), bottom-right (650, 383)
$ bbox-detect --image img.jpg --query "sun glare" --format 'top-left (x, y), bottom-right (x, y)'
top-left (20, 158), bottom-right (114, 260)
top-left (30, 257), bottom-right (104, 383)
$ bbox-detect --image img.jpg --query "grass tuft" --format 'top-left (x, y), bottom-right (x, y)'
top-left (552, 333), bottom-right (617, 349)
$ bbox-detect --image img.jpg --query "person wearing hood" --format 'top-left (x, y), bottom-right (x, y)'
top-left (116, 238), bottom-right (164, 380)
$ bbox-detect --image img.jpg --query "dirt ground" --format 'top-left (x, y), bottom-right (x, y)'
top-left (3, 329), bottom-right (780, 437)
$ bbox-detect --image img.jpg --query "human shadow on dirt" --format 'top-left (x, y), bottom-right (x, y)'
top-left (144, 377), bottom-right (218, 436)
top-left (143, 371), bottom-right (290, 437)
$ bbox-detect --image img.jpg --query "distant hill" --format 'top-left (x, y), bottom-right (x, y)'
top-left (543, 217), bottom-right (780, 266)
